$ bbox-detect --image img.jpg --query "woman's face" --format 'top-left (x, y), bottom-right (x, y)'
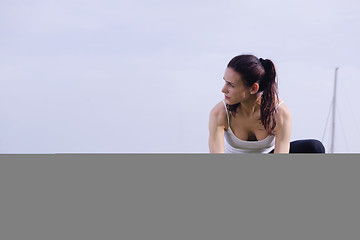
top-left (222, 67), bottom-right (251, 105)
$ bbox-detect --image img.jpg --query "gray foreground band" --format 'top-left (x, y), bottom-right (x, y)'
top-left (0, 154), bottom-right (359, 240)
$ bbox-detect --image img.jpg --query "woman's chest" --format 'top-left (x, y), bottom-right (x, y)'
top-left (229, 116), bottom-right (268, 141)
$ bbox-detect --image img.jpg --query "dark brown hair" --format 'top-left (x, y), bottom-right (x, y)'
top-left (226, 54), bottom-right (278, 134)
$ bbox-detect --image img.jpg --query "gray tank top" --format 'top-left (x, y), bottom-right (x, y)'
top-left (222, 100), bottom-right (284, 153)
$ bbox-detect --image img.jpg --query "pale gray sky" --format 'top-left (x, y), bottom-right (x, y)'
top-left (1, 0), bottom-right (359, 153)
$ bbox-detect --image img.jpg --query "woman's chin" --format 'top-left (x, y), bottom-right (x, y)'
top-left (225, 98), bottom-right (241, 105)
top-left (224, 98), bottom-right (235, 104)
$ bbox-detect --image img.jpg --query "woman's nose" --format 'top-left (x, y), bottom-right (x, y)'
top-left (221, 85), bottom-right (227, 93)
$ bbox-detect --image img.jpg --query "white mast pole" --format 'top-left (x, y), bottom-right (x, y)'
top-left (330, 67), bottom-right (338, 153)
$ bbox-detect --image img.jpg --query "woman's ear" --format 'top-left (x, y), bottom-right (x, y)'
top-left (250, 83), bottom-right (260, 94)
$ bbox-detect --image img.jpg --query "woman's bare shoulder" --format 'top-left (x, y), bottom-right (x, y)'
top-left (273, 99), bottom-right (292, 142)
top-left (275, 100), bottom-right (292, 126)
top-left (209, 101), bottom-right (228, 129)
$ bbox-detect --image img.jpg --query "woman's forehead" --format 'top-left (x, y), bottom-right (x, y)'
top-left (224, 67), bottom-right (242, 83)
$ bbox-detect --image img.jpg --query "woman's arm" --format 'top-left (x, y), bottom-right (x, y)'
top-left (273, 104), bottom-right (292, 153)
top-left (208, 103), bottom-right (227, 153)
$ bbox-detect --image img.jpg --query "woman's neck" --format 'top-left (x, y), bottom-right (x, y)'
top-left (239, 93), bottom-right (262, 117)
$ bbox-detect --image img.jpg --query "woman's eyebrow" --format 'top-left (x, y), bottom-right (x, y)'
top-left (223, 77), bottom-right (234, 84)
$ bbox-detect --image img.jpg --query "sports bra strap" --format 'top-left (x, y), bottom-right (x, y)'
top-left (222, 100), bottom-right (230, 129)
top-left (275, 101), bottom-right (284, 111)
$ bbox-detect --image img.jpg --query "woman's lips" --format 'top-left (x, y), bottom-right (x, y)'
top-left (225, 96), bottom-right (230, 99)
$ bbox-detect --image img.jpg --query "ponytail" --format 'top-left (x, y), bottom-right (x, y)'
top-left (259, 58), bottom-right (278, 134)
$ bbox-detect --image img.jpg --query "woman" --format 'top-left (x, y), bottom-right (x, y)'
top-left (208, 54), bottom-right (325, 153)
